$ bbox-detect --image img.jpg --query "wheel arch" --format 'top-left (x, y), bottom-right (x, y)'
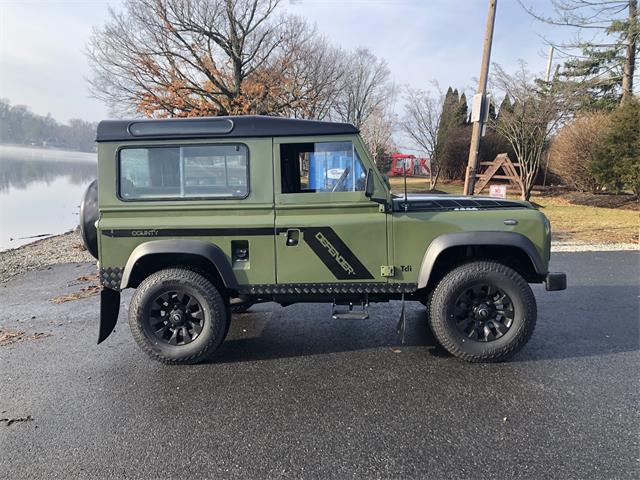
top-left (417, 232), bottom-right (547, 290)
top-left (120, 240), bottom-right (239, 291)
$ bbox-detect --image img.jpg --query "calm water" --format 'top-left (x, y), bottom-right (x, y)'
top-left (0, 145), bottom-right (96, 251)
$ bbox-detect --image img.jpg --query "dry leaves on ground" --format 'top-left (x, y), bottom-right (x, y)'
top-left (68, 273), bottom-right (98, 287)
top-left (0, 328), bottom-right (25, 346)
top-left (0, 329), bottom-right (51, 346)
top-left (51, 274), bottom-right (101, 303)
top-left (51, 285), bottom-right (101, 304)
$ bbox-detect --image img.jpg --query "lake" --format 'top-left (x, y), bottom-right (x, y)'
top-left (0, 145), bottom-right (96, 251)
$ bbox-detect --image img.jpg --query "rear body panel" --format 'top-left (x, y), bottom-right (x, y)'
top-left (97, 138), bottom-right (276, 286)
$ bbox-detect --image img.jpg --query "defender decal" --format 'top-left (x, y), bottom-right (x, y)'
top-left (302, 227), bottom-right (374, 280)
top-left (314, 231), bottom-right (355, 276)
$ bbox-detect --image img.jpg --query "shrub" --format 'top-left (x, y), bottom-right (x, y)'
top-left (593, 99), bottom-right (640, 197)
top-left (548, 112), bottom-right (611, 192)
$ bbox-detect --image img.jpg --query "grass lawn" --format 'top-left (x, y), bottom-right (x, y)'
top-left (388, 177), bottom-right (639, 244)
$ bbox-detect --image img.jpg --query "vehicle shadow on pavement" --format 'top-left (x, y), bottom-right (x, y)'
top-left (210, 301), bottom-right (452, 364)
top-left (208, 284), bottom-right (639, 364)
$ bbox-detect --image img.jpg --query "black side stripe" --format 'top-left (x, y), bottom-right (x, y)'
top-left (102, 227), bottom-right (274, 238)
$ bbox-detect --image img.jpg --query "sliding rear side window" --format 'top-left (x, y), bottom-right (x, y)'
top-left (118, 144), bottom-right (248, 200)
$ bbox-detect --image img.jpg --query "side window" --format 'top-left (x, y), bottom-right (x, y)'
top-left (119, 144), bottom-right (248, 200)
top-left (280, 141), bottom-right (366, 194)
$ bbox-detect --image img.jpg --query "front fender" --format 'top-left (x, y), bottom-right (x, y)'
top-left (417, 231), bottom-right (547, 289)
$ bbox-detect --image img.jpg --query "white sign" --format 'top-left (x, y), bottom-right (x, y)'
top-left (489, 184), bottom-right (507, 199)
top-left (327, 168), bottom-right (345, 180)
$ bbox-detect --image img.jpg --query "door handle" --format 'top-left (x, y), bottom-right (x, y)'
top-left (285, 229), bottom-right (300, 246)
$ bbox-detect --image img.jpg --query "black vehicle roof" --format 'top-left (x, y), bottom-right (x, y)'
top-left (96, 115), bottom-right (359, 142)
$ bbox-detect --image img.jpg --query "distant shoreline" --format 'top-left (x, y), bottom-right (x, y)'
top-left (0, 143), bottom-right (97, 157)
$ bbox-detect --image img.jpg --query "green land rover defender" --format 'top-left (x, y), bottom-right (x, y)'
top-left (80, 116), bottom-right (566, 365)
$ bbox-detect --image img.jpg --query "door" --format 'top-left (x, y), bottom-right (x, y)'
top-left (274, 136), bottom-right (387, 284)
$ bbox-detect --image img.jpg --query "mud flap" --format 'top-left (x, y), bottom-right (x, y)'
top-left (98, 288), bottom-right (120, 344)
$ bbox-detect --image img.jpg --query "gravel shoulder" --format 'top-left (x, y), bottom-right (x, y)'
top-left (0, 230), bottom-right (94, 282)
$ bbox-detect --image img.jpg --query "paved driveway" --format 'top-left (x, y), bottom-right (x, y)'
top-left (1, 252), bottom-right (638, 479)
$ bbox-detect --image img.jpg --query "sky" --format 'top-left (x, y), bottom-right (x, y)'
top-left (0, 0), bottom-right (570, 124)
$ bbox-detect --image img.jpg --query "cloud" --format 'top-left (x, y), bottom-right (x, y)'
top-left (0, 0), bottom-right (112, 122)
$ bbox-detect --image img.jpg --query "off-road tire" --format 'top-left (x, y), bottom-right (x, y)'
top-left (420, 291), bottom-right (434, 311)
top-left (129, 268), bottom-right (229, 365)
top-left (429, 261), bottom-right (536, 363)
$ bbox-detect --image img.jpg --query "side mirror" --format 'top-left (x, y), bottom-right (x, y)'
top-left (365, 169), bottom-right (375, 197)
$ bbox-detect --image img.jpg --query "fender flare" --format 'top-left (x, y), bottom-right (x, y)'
top-left (120, 239), bottom-right (239, 290)
top-left (417, 231), bottom-right (547, 289)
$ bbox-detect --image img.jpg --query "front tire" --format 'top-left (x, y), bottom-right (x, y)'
top-left (129, 268), bottom-right (229, 365)
top-left (429, 261), bottom-right (536, 363)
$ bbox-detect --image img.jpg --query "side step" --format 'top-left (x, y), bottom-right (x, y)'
top-left (331, 299), bottom-right (369, 320)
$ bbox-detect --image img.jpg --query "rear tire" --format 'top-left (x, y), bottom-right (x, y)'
top-left (429, 261), bottom-right (536, 363)
top-left (129, 268), bottom-right (229, 365)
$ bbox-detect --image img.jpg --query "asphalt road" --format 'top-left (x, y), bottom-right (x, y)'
top-left (1, 252), bottom-right (638, 479)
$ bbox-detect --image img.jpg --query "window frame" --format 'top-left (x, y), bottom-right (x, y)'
top-left (116, 142), bottom-right (250, 202)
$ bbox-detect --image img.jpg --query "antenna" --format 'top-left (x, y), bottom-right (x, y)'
top-left (403, 161), bottom-right (408, 212)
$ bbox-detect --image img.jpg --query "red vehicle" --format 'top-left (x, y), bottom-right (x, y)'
top-left (390, 153), bottom-right (430, 177)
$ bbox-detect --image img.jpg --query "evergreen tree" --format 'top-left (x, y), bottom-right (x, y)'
top-left (457, 93), bottom-right (469, 123)
top-left (523, 0), bottom-right (638, 109)
top-left (435, 87), bottom-right (470, 179)
top-left (487, 97), bottom-right (497, 121)
top-left (593, 98), bottom-right (640, 195)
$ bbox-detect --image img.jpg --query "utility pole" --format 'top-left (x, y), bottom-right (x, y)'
top-left (621, 0), bottom-right (637, 102)
top-left (542, 45), bottom-right (555, 188)
top-left (463, 0), bottom-right (498, 196)
top-left (545, 46), bottom-right (555, 83)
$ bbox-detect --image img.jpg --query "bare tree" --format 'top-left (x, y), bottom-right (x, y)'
top-left (400, 86), bottom-right (443, 188)
top-left (490, 62), bottom-right (571, 200)
top-left (333, 48), bottom-right (391, 128)
top-left (87, 1), bottom-right (397, 121)
top-left (86, 0), bottom-right (306, 117)
top-left (276, 16), bottom-right (346, 120)
top-left (360, 88), bottom-right (397, 171)
top-left (520, 0), bottom-right (638, 105)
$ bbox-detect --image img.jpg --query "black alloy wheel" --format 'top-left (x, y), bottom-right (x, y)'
top-left (149, 290), bottom-right (205, 346)
top-left (451, 283), bottom-right (515, 342)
